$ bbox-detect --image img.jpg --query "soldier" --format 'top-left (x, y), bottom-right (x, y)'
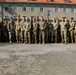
top-left (52, 18), bottom-right (59, 43)
top-left (15, 16), bottom-right (21, 43)
top-left (39, 17), bottom-right (46, 44)
top-left (69, 18), bottom-right (75, 43)
top-left (20, 17), bottom-right (25, 43)
top-left (45, 17), bottom-right (51, 43)
top-left (60, 17), bottom-right (68, 44)
top-left (7, 17), bottom-right (15, 43)
top-left (35, 16), bottom-right (40, 43)
top-left (0, 19), bottom-right (4, 42)
top-left (30, 17), bottom-right (33, 43)
top-left (74, 24), bottom-right (76, 43)
top-left (49, 20), bottom-right (54, 43)
top-left (3, 20), bottom-right (8, 42)
top-left (32, 18), bottom-right (38, 44)
top-left (24, 18), bottom-right (31, 44)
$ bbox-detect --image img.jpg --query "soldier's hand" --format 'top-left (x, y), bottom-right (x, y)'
top-left (50, 29), bottom-right (52, 32)
top-left (41, 28), bottom-right (44, 30)
top-left (26, 30), bottom-right (28, 32)
top-left (32, 30), bottom-right (34, 32)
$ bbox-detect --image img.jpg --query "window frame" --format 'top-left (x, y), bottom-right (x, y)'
top-left (13, 4), bottom-right (18, 12)
top-left (22, 5), bottom-right (26, 11)
top-left (31, 5), bottom-right (35, 12)
top-left (55, 6), bottom-right (59, 13)
top-left (47, 11), bottom-right (52, 17)
top-left (40, 5), bottom-right (44, 12)
top-left (71, 6), bottom-right (75, 13)
top-left (4, 4), bottom-right (9, 11)
top-left (63, 6), bottom-right (67, 12)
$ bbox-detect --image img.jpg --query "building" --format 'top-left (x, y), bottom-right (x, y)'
top-left (0, 0), bottom-right (76, 20)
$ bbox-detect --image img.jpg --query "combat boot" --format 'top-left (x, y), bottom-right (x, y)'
top-left (10, 41), bottom-right (12, 44)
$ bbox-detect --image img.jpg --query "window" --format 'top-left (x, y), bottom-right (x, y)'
top-left (66, 0), bottom-right (69, 2)
top-left (13, 4), bottom-right (18, 12)
top-left (4, 4), bottom-right (8, 11)
top-left (31, 16), bottom-right (35, 19)
top-left (47, 11), bottom-right (52, 17)
top-left (22, 5), bottom-right (26, 11)
top-left (31, 5), bottom-right (35, 12)
top-left (71, 7), bottom-right (75, 13)
top-left (40, 5), bottom-right (43, 12)
top-left (14, 16), bottom-right (18, 20)
top-left (63, 6), bottom-right (67, 12)
top-left (55, 6), bottom-right (59, 12)
top-left (47, 0), bottom-right (51, 2)
top-left (5, 16), bottom-right (9, 19)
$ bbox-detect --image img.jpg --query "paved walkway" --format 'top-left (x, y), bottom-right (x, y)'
top-left (0, 43), bottom-right (76, 75)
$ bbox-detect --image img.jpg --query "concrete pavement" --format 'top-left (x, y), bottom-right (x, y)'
top-left (0, 43), bottom-right (76, 75)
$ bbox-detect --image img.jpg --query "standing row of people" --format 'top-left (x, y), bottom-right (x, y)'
top-left (0, 16), bottom-right (76, 44)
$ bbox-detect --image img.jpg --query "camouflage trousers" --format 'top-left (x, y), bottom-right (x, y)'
top-left (61, 31), bottom-right (67, 43)
top-left (39, 30), bottom-right (45, 43)
top-left (45, 31), bottom-right (49, 43)
top-left (24, 31), bottom-right (31, 43)
top-left (69, 30), bottom-right (74, 42)
top-left (16, 30), bottom-right (21, 42)
top-left (9, 30), bottom-right (14, 42)
top-left (21, 31), bottom-right (24, 42)
top-left (32, 31), bottom-right (37, 43)
top-left (74, 34), bottom-right (76, 43)
top-left (53, 30), bottom-right (58, 43)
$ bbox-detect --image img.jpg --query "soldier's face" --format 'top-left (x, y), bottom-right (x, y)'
top-left (22, 17), bottom-right (25, 21)
top-left (33, 19), bottom-right (35, 22)
top-left (36, 18), bottom-right (38, 21)
top-left (70, 19), bottom-right (73, 22)
top-left (53, 19), bottom-right (56, 22)
top-left (40, 18), bottom-right (44, 21)
top-left (10, 18), bottom-right (13, 21)
top-left (26, 18), bottom-right (29, 22)
top-left (62, 18), bottom-right (65, 22)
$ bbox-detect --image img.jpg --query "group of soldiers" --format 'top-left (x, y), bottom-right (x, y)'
top-left (0, 15), bottom-right (76, 44)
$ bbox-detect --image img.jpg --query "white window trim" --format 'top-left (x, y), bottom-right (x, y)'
top-left (22, 5), bottom-right (26, 11)
top-left (13, 4), bottom-right (18, 11)
top-left (55, 6), bottom-right (59, 13)
top-left (31, 5), bottom-right (35, 12)
top-left (71, 6), bottom-right (75, 13)
top-left (47, 11), bottom-right (52, 17)
top-left (5, 16), bottom-right (9, 19)
top-left (40, 5), bottom-right (44, 12)
top-left (63, 6), bottom-right (67, 13)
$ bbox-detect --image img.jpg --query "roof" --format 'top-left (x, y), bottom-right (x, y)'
top-left (0, 0), bottom-right (76, 5)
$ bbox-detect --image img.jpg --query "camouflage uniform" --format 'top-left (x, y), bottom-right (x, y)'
top-left (74, 25), bottom-right (76, 43)
top-left (69, 21), bottom-right (75, 43)
top-left (0, 21), bottom-right (4, 42)
top-left (7, 21), bottom-right (15, 43)
top-left (32, 21), bottom-right (38, 44)
top-left (60, 21), bottom-right (68, 43)
top-left (15, 20), bottom-right (21, 43)
top-left (24, 21), bottom-right (31, 44)
top-left (39, 21), bottom-right (46, 44)
top-left (45, 21), bottom-right (51, 43)
top-left (3, 21), bottom-right (8, 42)
top-left (20, 20), bottom-right (25, 43)
top-left (52, 21), bottom-right (59, 43)
top-left (49, 23), bottom-right (54, 43)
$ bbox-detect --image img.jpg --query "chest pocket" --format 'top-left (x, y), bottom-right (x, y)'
top-left (16, 22), bottom-right (20, 31)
